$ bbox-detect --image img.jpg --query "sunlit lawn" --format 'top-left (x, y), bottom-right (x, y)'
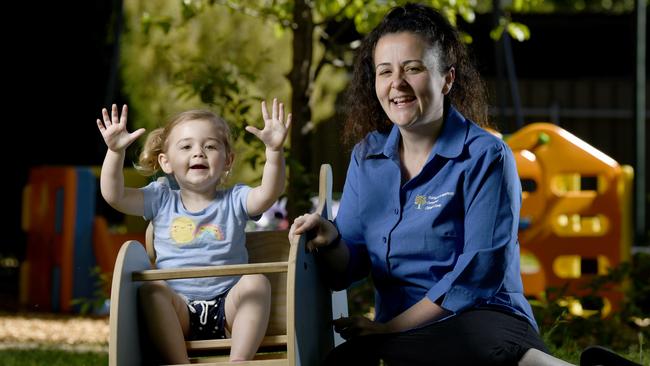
top-left (0, 312), bottom-right (109, 365)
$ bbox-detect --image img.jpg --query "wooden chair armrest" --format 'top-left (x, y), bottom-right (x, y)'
top-left (132, 262), bottom-right (289, 281)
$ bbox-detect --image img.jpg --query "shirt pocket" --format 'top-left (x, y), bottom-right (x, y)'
top-left (422, 222), bottom-right (459, 266)
top-left (393, 223), bottom-right (459, 265)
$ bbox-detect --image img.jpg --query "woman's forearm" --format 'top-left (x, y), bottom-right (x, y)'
top-left (384, 297), bottom-right (451, 333)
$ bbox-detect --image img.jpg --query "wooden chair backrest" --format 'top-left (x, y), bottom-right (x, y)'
top-left (246, 230), bottom-right (290, 336)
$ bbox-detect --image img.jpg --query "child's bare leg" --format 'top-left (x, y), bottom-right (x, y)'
top-left (139, 280), bottom-right (191, 364)
top-left (225, 274), bottom-right (271, 361)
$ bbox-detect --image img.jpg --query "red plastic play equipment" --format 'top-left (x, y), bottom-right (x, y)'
top-left (21, 166), bottom-right (147, 313)
top-left (21, 166), bottom-right (96, 312)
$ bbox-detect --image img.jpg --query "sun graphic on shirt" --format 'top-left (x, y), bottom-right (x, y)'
top-left (197, 224), bottom-right (225, 241)
top-left (170, 217), bottom-right (196, 245)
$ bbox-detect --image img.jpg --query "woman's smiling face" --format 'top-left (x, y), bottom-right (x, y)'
top-left (373, 32), bottom-right (454, 131)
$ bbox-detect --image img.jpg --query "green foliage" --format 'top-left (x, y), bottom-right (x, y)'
top-left (490, 18), bottom-right (531, 41)
top-left (532, 252), bottom-right (650, 362)
top-left (70, 267), bottom-right (110, 316)
top-left (529, 0), bottom-right (638, 13)
top-left (336, 1), bottom-right (467, 33)
top-left (121, 0), bottom-right (292, 184)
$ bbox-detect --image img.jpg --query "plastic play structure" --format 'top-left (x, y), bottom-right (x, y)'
top-left (508, 123), bottom-right (634, 315)
top-left (109, 164), bottom-right (347, 365)
top-left (20, 166), bottom-right (148, 312)
top-left (21, 166), bottom-right (97, 312)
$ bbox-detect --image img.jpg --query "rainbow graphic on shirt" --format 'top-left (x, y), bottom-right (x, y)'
top-left (197, 224), bottom-right (225, 241)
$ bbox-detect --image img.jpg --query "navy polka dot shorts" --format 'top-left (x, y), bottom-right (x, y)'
top-left (187, 291), bottom-right (228, 340)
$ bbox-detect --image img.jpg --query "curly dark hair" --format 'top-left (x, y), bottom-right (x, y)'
top-left (343, 3), bottom-right (490, 146)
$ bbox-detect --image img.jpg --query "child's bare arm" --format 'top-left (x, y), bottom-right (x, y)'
top-left (96, 104), bottom-right (147, 216)
top-left (245, 98), bottom-right (291, 217)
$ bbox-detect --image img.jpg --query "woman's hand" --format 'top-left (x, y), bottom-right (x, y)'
top-left (333, 316), bottom-right (390, 339)
top-left (96, 104), bottom-right (145, 152)
top-left (288, 213), bottom-right (337, 252)
top-left (246, 98), bottom-right (292, 152)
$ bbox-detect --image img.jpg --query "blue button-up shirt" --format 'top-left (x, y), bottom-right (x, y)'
top-left (335, 107), bottom-right (538, 331)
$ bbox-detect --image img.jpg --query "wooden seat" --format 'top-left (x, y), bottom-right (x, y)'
top-left (109, 164), bottom-right (347, 365)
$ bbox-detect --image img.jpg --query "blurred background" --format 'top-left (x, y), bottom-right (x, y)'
top-left (0, 0), bottom-right (648, 364)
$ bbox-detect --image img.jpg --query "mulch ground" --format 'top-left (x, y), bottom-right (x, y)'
top-left (0, 312), bottom-right (108, 352)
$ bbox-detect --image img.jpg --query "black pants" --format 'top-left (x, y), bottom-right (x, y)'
top-left (324, 309), bottom-right (548, 366)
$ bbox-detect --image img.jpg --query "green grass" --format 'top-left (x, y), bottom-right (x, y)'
top-left (0, 349), bottom-right (107, 366)
top-left (532, 252), bottom-right (650, 365)
top-left (546, 342), bottom-right (648, 365)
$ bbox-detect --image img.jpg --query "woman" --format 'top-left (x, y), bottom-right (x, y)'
top-left (289, 3), bottom-right (572, 365)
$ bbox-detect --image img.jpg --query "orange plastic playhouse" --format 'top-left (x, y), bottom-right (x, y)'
top-left (507, 123), bottom-right (633, 315)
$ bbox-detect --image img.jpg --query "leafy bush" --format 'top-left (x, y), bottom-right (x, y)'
top-left (532, 252), bottom-right (650, 362)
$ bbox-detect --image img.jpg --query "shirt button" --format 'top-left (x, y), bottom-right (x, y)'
top-left (394, 208), bottom-right (399, 215)
top-left (382, 237), bottom-right (387, 243)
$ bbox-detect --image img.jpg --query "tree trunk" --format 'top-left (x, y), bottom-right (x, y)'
top-left (287, 0), bottom-right (314, 220)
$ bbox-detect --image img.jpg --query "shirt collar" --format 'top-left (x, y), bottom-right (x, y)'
top-left (431, 106), bottom-right (467, 159)
top-left (363, 106), bottom-right (468, 160)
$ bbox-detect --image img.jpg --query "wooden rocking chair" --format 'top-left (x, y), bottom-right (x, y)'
top-left (109, 164), bottom-right (347, 365)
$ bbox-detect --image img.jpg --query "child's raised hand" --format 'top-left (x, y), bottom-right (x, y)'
top-left (245, 98), bottom-right (291, 151)
top-left (96, 104), bottom-right (146, 152)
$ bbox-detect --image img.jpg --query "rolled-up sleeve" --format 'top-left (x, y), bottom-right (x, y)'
top-left (426, 143), bottom-right (521, 313)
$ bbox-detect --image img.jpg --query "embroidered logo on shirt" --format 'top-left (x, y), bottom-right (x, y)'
top-left (414, 192), bottom-right (454, 210)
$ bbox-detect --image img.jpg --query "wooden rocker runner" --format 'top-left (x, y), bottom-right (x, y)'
top-left (109, 164), bottom-right (347, 365)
